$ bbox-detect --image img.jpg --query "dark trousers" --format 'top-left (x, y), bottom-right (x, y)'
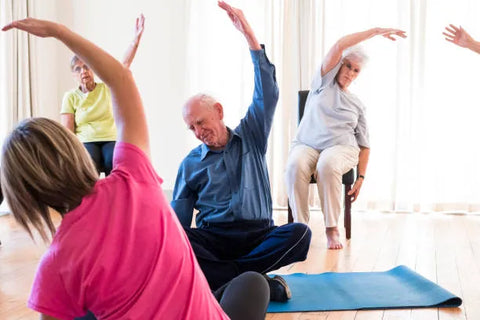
top-left (76, 272), bottom-right (269, 320)
top-left (83, 141), bottom-right (115, 176)
top-left (185, 220), bottom-right (312, 290)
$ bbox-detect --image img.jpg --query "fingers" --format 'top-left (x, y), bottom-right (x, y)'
top-left (347, 184), bottom-right (358, 195)
top-left (445, 26), bottom-right (456, 35)
top-left (443, 32), bottom-right (455, 41)
top-left (383, 34), bottom-right (397, 41)
top-left (443, 31), bottom-right (455, 39)
top-left (347, 190), bottom-right (358, 202)
top-left (2, 23), bottom-right (14, 31)
top-left (380, 29), bottom-right (407, 41)
top-left (449, 24), bottom-right (460, 32)
top-left (218, 1), bottom-right (232, 12)
top-left (218, 1), bottom-right (243, 20)
top-left (2, 20), bottom-right (28, 33)
top-left (2, 20), bottom-right (22, 32)
top-left (351, 193), bottom-right (358, 202)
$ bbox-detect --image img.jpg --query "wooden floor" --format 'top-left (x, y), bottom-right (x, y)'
top-left (1, 210), bottom-right (479, 319)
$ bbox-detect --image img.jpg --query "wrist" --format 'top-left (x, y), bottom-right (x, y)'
top-left (357, 174), bottom-right (365, 180)
top-left (54, 23), bottom-right (68, 40)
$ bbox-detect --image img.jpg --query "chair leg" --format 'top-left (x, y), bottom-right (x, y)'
top-left (344, 185), bottom-right (352, 239)
top-left (287, 201), bottom-right (294, 224)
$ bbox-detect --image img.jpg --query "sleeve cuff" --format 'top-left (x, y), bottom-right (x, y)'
top-left (250, 44), bottom-right (267, 62)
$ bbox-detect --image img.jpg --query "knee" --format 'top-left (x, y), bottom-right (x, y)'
top-left (290, 223), bottom-right (312, 249)
top-left (285, 158), bottom-right (310, 183)
top-left (235, 272), bottom-right (269, 294)
top-left (316, 161), bottom-right (340, 181)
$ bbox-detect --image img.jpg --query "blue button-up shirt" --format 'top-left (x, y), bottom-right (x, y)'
top-left (171, 46), bottom-right (279, 228)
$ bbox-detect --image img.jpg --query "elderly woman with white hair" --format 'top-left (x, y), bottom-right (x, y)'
top-left (285, 28), bottom-right (406, 249)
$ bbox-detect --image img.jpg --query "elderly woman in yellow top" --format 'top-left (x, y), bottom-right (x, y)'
top-left (61, 15), bottom-right (145, 176)
top-left (285, 27), bottom-right (406, 250)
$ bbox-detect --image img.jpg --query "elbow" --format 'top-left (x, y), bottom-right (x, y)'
top-left (333, 40), bottom-right (347, 54)
top-left (114, 67), bottom-right (135, 88)
top-left (273, 85), bottom-right (279, 104)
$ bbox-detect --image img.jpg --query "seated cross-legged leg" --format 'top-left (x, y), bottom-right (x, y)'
top-left (316, 145), bottom-right (359, 250)
top-left (235, 223), bottom-right (312, 273)
top-left (184, 222), bottom-right (311, 301)
top-left (285, 143), bottom-right (320, 223)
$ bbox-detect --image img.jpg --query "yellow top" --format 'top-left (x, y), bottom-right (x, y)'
top-left (61, 83), bottom-right (117, 143)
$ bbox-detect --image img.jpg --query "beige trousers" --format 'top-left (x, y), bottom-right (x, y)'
top-left (285, 144), bottom-right (359, 227)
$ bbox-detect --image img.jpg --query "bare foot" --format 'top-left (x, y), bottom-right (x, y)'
top-left (326, 227), bottom-right (343, 250)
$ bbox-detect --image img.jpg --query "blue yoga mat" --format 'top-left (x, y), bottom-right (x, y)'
top-left (268, 265), bottom-right (462, 312)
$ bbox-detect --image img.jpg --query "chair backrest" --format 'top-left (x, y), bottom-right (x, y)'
top-left (297, 90), bottom-right (310, 125)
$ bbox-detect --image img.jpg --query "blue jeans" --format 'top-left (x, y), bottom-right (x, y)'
top-left (83, 141), bottom-right (115, 176)
top-left (185, 220), bottom-right (312, 290)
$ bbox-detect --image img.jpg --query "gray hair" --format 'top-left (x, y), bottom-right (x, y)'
top-left (70, 55), bottom-right (81, 71)
top-left (343, 46), bottom-right (369, 67)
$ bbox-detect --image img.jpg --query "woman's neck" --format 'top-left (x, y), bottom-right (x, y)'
top-left (80, 81), bottom-right (96, 93)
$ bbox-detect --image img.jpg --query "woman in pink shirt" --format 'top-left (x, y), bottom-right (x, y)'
top-left (0, 4), bottom-right (269, 320)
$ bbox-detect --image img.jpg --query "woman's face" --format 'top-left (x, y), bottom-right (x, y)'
top-left (336, 58), bottom-right (362, 90)
top-left (72, 59), bottom-right (94, 87)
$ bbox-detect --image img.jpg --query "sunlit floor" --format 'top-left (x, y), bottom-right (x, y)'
top-left (1, 210), bottom-right (479, 320)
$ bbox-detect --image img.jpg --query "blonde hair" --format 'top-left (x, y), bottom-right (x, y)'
top-left (0, 118), bottom-right (98, 242)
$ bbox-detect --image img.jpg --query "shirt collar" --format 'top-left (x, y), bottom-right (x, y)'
top-left (200, 127), bottom-right (240, 161)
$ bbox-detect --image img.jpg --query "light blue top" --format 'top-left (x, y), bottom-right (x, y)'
top-left (171, 46), bottom-right (279, 228)
top-left (294, 61), bottom-right (369, 151)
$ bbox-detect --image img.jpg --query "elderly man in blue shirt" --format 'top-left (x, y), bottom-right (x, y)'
top-left (172, 1), bottom-right (312, 302)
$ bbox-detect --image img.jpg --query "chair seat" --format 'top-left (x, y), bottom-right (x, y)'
top-left (309, 168), bottom-right (355, 185)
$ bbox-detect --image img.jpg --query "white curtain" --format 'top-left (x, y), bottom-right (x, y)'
top-left (184, 0), bottom-right (480, 214)
top-left (0, 0), bottom-right (36, 214)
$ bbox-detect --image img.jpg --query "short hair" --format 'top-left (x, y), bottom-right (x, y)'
top-left (0, 118), bottom-right (98, 242)
top-left (183, 93), bottom-right (218, 117)
top-left (70, 55), bottom-right (80, 71)
top-left (343, 45), bottom-right (369, 67)
top-left (186, 93), bottom-right (217, 109)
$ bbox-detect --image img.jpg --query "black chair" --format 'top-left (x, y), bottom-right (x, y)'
top-left (287, 90), bottom-right (355, 239)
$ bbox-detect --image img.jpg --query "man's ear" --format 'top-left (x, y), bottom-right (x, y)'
top-left (213, 102), bottom-right (224, 120)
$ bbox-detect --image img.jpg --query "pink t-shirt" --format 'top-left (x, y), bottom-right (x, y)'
top-left (28, 142), bottom-right (229, 320)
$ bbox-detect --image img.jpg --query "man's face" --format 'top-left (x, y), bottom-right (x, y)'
top-left (183, 99), bottom-right (227, 149)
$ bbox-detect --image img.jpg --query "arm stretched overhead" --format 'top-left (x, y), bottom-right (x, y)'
top-left (3, 18), bottom-right (150, 156)
top-left (322, 28), bottom-right (406, 76)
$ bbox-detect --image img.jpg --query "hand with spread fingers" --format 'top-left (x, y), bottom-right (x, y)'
top-left (218, 1), bottom-right (261, 50)
top-left (376, 28), bottom-right (407, 41)
top-left (443, 25), bottom-right (472, 48)
top-left (443, 24), bottom-right (480, 53)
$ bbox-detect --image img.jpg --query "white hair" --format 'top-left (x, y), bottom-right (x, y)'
top-left (343, 45), bottom-right (369, 67)
top-left (183, 93), bottom-right (219, 117)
